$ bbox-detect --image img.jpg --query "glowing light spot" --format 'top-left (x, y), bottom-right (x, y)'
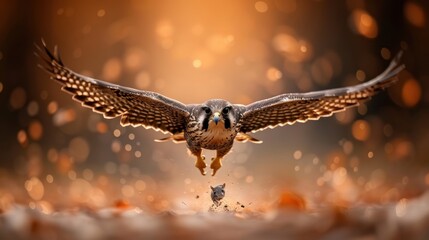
top-left (125, 144), bottom-right (132, 152)
top-left (404, 2), bottom-right (425, 27)
top-left (352, 120), bottom-right (370, 141)
top-left (293, 150), bottom-right (302, 160)
top-left (266, 67), bottom-right (282, 81)
top-left (111, 140), bottom-right (121, 153)
top-left (402, 78), bottom-right (421, 107)
top-left (25, 177), bottom-right (44, 201)
top-left (381, 48), bottom-right (391, 60)
top-left (156, 20), bottom-right (174, 38)
top-left (255, 1), bottom-right (268, 13)
top-left (17, 130), bottom-right (28, 145)
top-left (10, 87), bottom-right (26, 109)
top-left (47, 101), bottom-right (58, 114)
top-left (350, 9), bottom-right (378, 38)
top-left (28, 120), bottom-right (43, 140)
top-left (192, 59), bottom-right (202, 68)
top-left (134, 150), bottom-right (142, 158)
top-left (128, 133), bottom-right (135, 140)
top-left (57, 8), bottom-right (64, 15)
top-left (113, 129), bottom-right (121, 137)
top-left (46, 174), bottom-right (54, 183)
top-left (342, 140), bottom-right (354, 154)
top-left (278, 191), bottom-right (306, 210)
top-left (245, 175), bottom-right (254, 183)
top-left (368, 151), bottom-right (374, 158)
top-left (294, 165), bottom-right (300, 171)
top-left (96, 122), bottom-right (108, 133)
top-left (356, 70), bottom-right (366, 81)
top-left (97, 9), bottom-right (106, 17)
top-left (102, 58), bottom-right (122, 82)
top-left (53, 109), bottom-right (76, 126)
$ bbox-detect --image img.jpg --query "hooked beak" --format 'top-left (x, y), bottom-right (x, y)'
top-left (213, 112), bottom-right (220, 125)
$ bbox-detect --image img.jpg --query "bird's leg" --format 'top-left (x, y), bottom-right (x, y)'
top-left (211, 146), bottom-right (232, 176)
top-left (189, 147), bottom-right (206, 175)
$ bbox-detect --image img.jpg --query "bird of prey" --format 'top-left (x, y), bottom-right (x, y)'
top-left (36, 41), bottom-right (404, 176)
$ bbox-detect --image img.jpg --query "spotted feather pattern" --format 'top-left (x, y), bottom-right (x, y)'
top-left (238, 51), bottom-right (405, 133)
top-left (36, 41), bottom-right (190, 134)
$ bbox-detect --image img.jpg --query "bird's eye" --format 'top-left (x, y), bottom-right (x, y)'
top-left (222, 107), bottom-right (230, 114)
top-left (202, 107), bottom-right (211, 114)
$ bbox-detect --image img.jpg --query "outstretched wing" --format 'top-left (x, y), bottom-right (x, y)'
top-left (36, 41), bottom-right (190, 134)
top-left (238, 51), bottom-right (405, 133)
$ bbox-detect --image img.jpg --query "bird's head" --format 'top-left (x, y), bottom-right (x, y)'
top-left (197, 99), bottom-right (236, 131)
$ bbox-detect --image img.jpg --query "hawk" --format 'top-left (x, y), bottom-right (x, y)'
top-left (36, 41), bottom-right (404, 176)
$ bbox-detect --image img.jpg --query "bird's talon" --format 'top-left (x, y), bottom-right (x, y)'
top-left (210, 158), bottom-right (222, 176)
top-left (195, 157), bottom-right (207, 176)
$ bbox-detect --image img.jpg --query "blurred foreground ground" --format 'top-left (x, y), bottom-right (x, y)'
top-left (2, 191), bottom-right (429, 240)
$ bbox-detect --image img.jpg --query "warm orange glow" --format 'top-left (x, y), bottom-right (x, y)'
top-left (9, 87), bottom-right (26, 110)
top-left (25, 177), bottom-right (44, 201)
top-left (255, 1), bottom-right (268, 13)
top-left (47, 101), bottom-right (58, 114)
top-left (102, 58), bottom-right (122, 82)
top-left (402, 78), bottom-right (421, 107)
top-left (28, 120), bottom-right (43, 140)
top-left (266, 67), bottom-right (282, 81)
top-left (404, 2), bottom-right (426, 27)
top-left (96, 122), bottom-right (108, 133)
top-left (278, 191), bottom-right (306, 210)
top-left (97, 9), bottom-right (106, 17)
top-left (352, 119), bottom-right (370, 141)
top-left (381, 47), bottom-right (391, 60)
top-left (17, 130), bottom-right (28, 146)
top-left (350, 9), bottom-right (378, 38)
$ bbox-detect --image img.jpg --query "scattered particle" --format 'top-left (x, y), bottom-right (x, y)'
top-left (350, 9), bottom-right (378, 38)
top-left (192, 59), bottom-right (202, 68)
top-left (356, 70), bottom-right (366, 81)
top-left (25, 177), bottom-right (44, 201)
top-left (381, 48), bottom-right (391, 60)
top-left (293, 150), bottom-right (302, 160)
top-left (402, 78), bottom-right (421, 107)
top-left (97, 9), bottom-right (106, 17)
top-left (10, 87), bottom-right (27, 109)
top-left (46, 174), bottom-right (54, 183)
top-left (266, 67), bottom-right (282, 81)
top-left (352, 120), bottom-right (370, 141)
top-left (404, 2), bottom-right (425, 27)
top-left (28, 120), bottom-right (43, 140)
top-left (255, 1), bottom-right (268, 13)
top-left (113, 129), bottom-right (121, 137)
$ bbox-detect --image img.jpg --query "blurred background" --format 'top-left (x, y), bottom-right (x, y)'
top-left (0, 0), bottom-right (428, 213)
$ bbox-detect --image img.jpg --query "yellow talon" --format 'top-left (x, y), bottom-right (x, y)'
top-left (195, 156), bottom-right (207, 176)
top-left (210, 157), bottom-right (222, 176)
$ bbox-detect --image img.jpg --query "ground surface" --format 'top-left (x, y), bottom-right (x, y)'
top-left (2, 192), bottom-right (429, 240)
